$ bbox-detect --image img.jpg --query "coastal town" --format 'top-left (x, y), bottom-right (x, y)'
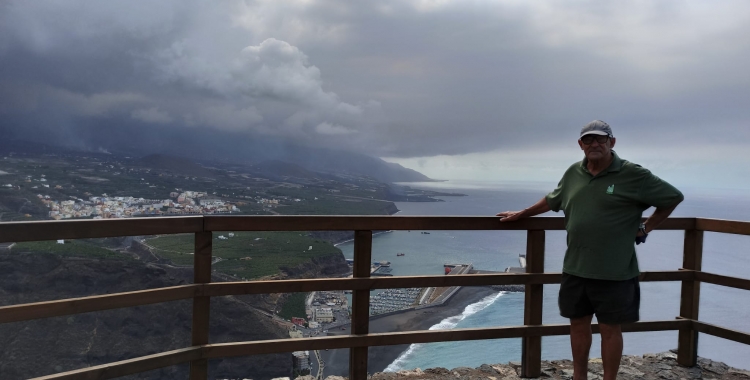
top-left (0, 152), bottom-right (451, 223)
top-left (40, 190), bottom-right (241, 219)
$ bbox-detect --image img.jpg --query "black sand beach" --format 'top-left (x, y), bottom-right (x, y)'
top-left (320, 286), bottom-right (500, 377)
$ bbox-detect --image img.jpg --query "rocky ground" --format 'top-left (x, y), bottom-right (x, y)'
top-left (296, 351), bottom-right (750, 380)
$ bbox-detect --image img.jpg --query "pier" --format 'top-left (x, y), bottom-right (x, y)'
top-left (470, 254), bottom-right (527, 292)
top-left (366, 260), bottom-right (528, 317)
top-left (370, 261), bottom-right (393, 277)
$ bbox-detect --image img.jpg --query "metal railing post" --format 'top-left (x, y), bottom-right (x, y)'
top-left (522, 230), bottom-right (545, 378)
top-left (678, 229), bottom-right (703, 367)
top-left (349, 230), bottom-right (372, 380)
top-left (190, 231), bottom-right (212, 379)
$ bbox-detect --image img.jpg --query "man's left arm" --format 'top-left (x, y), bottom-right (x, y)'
top-left (636, 170), bottom-right (685, 238)
top-left (639, 202), bottom-right (681, 236)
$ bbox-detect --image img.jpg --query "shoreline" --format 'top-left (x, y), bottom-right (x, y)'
top-left (333, 230), bottom-right (393, 247)
top-left (320, 286), bottom-right (500, 377)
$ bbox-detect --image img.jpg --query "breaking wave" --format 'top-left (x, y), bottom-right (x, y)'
top-left (383, 291), bottom-right (506, 372)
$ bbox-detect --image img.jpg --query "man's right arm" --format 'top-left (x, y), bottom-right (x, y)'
top-left (496, 197), bottom-right (551, 222)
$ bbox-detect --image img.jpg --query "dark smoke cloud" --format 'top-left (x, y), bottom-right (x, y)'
top-left (1, 0), bottom-right (749, 168)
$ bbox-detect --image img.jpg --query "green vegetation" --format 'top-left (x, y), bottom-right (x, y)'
top-left (278, 292), bottom-right (309, 320)
top-left (143, 234), bottom-right (196, 265)
top-left (13, 240), bottom-right (130, 260)
top-left (146, 231), bottom-right (342, 279)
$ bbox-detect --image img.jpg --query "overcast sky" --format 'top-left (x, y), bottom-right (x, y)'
top-left (1, 1), bottom-right (749, 188)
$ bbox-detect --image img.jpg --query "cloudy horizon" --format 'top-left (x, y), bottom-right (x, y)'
top-left (1, 0), bottom-right (749, 188)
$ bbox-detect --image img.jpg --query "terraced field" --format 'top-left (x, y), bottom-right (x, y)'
top-left (145, 231), bottom-right (342, 279)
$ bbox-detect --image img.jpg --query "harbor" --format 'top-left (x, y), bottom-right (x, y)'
top-left (369, 287), bottom-right (422, 315)
top-left (316, 253), bottom-right (531, 378)
top-left (371, 261), bottom-right (393, 276)
top-left (340, 256), bottom-right (527, 318)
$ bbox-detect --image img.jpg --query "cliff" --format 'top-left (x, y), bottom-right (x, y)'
top-left (309, 203), bottom-right (400, 246)
top-left (0, 253), bottom-right (293, 379)
top-left (280, 253), bottom-right (351, 279)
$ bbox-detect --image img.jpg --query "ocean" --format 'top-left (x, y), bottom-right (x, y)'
top-left (336, 181), bottom-right (750, 371)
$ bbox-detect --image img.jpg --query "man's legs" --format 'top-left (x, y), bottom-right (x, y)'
top-left (599, 323), bottom-right (623, 380)
top-left (563, 274), bottom-right (638, 380)
top-left (569, 314), bottom-right (593, 380)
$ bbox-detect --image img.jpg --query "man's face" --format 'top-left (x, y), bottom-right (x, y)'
top-left (578, 134), bottom-right (616, 161)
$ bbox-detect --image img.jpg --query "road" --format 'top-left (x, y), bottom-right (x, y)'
top-left (313, 349), bottom-right (324, 379)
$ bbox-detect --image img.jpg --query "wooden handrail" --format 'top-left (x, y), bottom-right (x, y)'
top-left (695, 271), bottom-right (750, 291)
top-left (0, 271), bottom-right (693, 324)
top-left (31, 347), bottom-right (203, 380)
top-left (32, 320), bottom-right (691, 380)
top-left (0, 216), bottom-right (204, 243)
top-left (696, 218), bottom-right (750, 236)
top-left (1, 215), bottom-right (714, 244)
top-left (1, 215), bottom-right (749, 379)
top-left (0, 285), bottom-right (199, 324)
top-left (205, 215), bottom-right (568, 231)
top-left (693, 320), bottom-right (750, 346)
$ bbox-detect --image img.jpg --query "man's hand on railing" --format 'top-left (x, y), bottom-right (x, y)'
top-left (497, 210), bottom-right (525, 222)
top-left (497, 197), bottom-right (551, 222)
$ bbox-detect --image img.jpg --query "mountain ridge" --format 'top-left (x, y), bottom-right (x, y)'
top-left (0, 138), bottom-right (433, 183)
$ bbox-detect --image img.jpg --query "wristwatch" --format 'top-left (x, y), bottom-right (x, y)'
top-left (636, 223), bottom-right (648, 245)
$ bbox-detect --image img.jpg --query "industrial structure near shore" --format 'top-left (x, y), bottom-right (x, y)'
top-left (307, 254), bottom-right (527, 326)
top-left (286, 255), bottom-right (529, 378)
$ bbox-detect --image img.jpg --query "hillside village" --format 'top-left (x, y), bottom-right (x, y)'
top-left (41, 191), bottom-right (241, 219)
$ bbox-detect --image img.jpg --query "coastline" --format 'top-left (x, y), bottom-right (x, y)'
top-left (333, 230), bottom-right (393, 247)
top-left (329, 208), bottom-right (401, 247)
top-left (320, 285), bottom-right (500, 377)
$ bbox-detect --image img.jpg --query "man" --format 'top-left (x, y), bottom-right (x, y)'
top-left (496, 120), bottom-right (684, 380)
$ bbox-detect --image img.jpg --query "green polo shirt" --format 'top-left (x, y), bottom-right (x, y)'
top-left (545, 151), bottom-right (684, 280)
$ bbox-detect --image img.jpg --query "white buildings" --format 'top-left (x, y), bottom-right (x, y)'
top-left (40, 190), bottom-right (239, 220)
top-left (292, 351), bottom-right (310, 371)
top-left (314, 308), bottom-right (334, 323)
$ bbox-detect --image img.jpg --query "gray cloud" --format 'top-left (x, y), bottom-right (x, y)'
top-left (131, 107), bottom-right (173, 124)
top-left (1, 0), bottom-right (749, 165)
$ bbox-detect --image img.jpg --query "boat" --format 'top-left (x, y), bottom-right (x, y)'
top-left (397, 253), bottom-right (405, 256)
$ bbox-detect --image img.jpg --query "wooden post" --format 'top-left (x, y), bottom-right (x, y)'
top-left (522, 230), bottom-right (545, 378)
top-left (190, 231), bottom-right (212, 380)
top-left (349, 230), bottom-right (372, 380)
top-left (678, 229), bottom-right (703, 367)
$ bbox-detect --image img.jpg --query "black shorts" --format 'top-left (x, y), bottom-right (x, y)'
top-left (558, 272), bottom-right (640, 324)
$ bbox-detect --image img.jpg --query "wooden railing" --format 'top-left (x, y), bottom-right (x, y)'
top-left (1, 216), bottom-right (750, 380)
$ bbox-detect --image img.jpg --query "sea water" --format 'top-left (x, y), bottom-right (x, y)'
top-left (337, 181), bottom-right (750, 371)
